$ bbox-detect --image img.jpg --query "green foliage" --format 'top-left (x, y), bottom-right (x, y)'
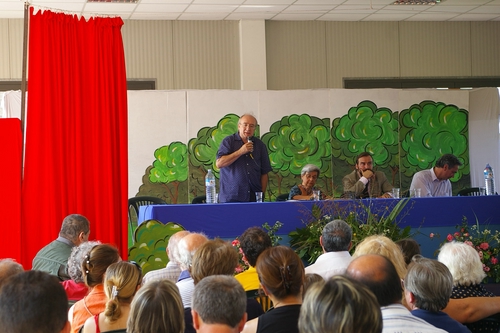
top-left (261, 114), bottom-right (332, 177)
top-left (262, 221), bottom-right (284, 247)
top-left (400, 101), bottom-right (469, 180)
top-left (289, 199), bottom-right (414, 264)
top-left (331, 101), bottom-right (399, 168)
top-left (149, 142), bottom-right (188, 183)
top-left (128, 220), bottom-right (186, 274)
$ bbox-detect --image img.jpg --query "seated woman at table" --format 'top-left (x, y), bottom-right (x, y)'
top-left (288, 164), bottom-right (323, 200)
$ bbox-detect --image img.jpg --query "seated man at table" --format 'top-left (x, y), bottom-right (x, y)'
top-left (216, 114), bottom-right (272, 203)
top-left (410, 154), bottom-right (462, 197)
top-left (342, 152), bottom-right (393, 199)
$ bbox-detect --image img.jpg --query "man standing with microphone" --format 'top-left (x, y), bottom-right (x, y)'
top-left (216, 114), bottom-right (272, 203)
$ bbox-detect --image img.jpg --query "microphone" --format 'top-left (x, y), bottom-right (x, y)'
top-left (247, 137), bottom-right (254, 159)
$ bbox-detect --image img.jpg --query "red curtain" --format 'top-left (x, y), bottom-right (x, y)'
top-left (22, 8), bottom-right (128, 268)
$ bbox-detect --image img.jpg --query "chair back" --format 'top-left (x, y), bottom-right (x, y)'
top-left (276, 193), bottom-right (289, 201)
top-left (246, 289), bottom-right (273, 312)
top-left (457, 187), bottom-right (481, 196)
top-left (128, 196), bottom-right (167, 244)
top-left (192, 195), bottom-right (206, 204)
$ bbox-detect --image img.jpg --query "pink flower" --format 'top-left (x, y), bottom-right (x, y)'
top-left (454, 232), bottom-right (460, 237)
top-left (430, 233), bottom-right (435, 238)
top-left (234, 265), bottom-right (244, 274)
top-left (231, 239), bottom-right (240, 247)
top-left (480, 242), bottom-right (489, 250)
top-left (491, 257), bottom-right (499, 265)
top-left (464, 240), bottom-right (473, 247)
top-left (484, 266), bottom-right (491, 272)
top-left (463, 233), bottom-right (469, 237)
top-left (447, 234), bottom-right (453, 241)
top-left (478, 251), bottom-right (484, 259)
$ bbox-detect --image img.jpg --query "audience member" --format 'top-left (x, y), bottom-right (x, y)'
top-left (410, 154), bottom-right (462, 197)
top-left (342, 152), bottom-right (393, 199)
top-left (127, 279), bottom-right (184, 333)
top-left (82, 261), bottom-right (143, 333)
top-left (0, 270), bottom-right (70, 333)
top-left (288, 164), bottom-right (322, 200)
top-left (142, 230), bottom-right (189, 284)
top-left (63, 241), bottom-right (100, 303)
top-left (176, 232), bottom-right (208, 308)
top-left (439, 241), bottom-right (500, 333)
top-left (69, 244), bottom-right (121, 333)
top-left (192, 275), bottom-right (247, 333)
top-left (404, 256), bottom-right (471, 333)
top-left (396, 238), bottom-right (421, 267)
top-left (0, 258), bottom-right (23, 288)
top-left (216, 114), bottom-right (272, 203)
top-left (346, 254), bottom-right (446, 333)
top-left (235, 227), bottom-right (272, 291)
top-left (242, 245), bottom-right (304, 333)
top-left (302, 273), bottom-right (323, 299)
top-left (298, 275), bottom-right (382, 333)
top-left (32, 214), bottom-right (90, 280)
top-left (305, 219), bottom-right (352, 279)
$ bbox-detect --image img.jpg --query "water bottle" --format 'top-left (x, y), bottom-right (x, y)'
top-left (205, 169), bottom-right (216, 203)
top-left (484, 164), bottom-right (495, 196)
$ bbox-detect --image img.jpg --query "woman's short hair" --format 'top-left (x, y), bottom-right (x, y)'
top-left (191, 239), bottom-right (239, 285)
top-left (438, 241), bottom-right (486, 286)
top-left (299, 276), bottom-right (382, 333)
top-left (256, 246), bottom-right (304, 300)
top-left (127, 279), bottom-right (184, 333)
top-left (103, 261), bottom-right (143, 323)
top-left (81, 244), bottom-right (121, 287)
top-left (353, 235), bottom-right (407, 280)
top-left (303, 273), bottom-right (323, 299)
top-left (301, 164), bottom-right (320, 177)
top-left (67, 240), bottom-right (101, 283)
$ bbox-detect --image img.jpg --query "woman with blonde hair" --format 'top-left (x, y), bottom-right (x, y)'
top-left (69, 244), bottom-right (121, 333)
top-left (127, 279), bottom-right (184, 333)
top-left (81, 261), bottom-right (143, 333)
top-left (242, 245), bottom-right (304, 333)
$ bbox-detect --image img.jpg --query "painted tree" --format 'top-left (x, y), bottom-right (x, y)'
top-left (400, 100), bottom-right (469, 181)
top-left (331, 100), bottom-right (399, 168)
top-left (261, 114), bottom-right (331, 195)
top-left (148, 142), bottom-right (188, 204)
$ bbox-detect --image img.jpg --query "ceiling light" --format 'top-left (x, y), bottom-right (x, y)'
top-left (392, 0), bottom-right (440, 4)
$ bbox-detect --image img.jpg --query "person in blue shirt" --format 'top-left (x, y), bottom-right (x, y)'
top-left (216, 114), bottom-right (272, 203)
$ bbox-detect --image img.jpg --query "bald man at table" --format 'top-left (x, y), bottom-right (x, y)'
top-left (216, 114), bottom-right (272, 203)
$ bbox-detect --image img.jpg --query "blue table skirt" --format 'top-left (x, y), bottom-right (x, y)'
top-left (138, 196), bottom-right (500, 258)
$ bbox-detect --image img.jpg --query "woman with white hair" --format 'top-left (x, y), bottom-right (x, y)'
top-left (288, 164), bottom-right (323, 200)
top-left (438, 241), bottom-right (500, 333)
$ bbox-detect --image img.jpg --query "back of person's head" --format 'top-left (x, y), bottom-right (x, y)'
top-left (256, 245), bottom-right (304, 300)
top-left (67, 241), bottom-right (101, 283)
top-left (127, 279), bottom-right (184, 333)
top-left (345, 254), bottom-right (402, 306)
top-left (0, 258), bottom-right (24, 288)
top-left (438, 241), bottom-right (485, 286)
top-left (239, 227), bottom-right (272, 267)
top-left (177, 232), bottom-right (208, 271)
top-left (103, 261), bottom-right (143, 323)
top-left (404, 256), bottom-right (453, 312)
top-left (82, 244), bottom-right (121, 287)
top-left (395, 238), bottom-right (421, 267)
top-left (167, 231), bottom-right (190, 264)
top-left (299, 275), bottom-right (382, 333)
top-left (321, 219), bottom-right (352, 252)
top-left (191, 239), bottom-right (238, 284)
top-left (435, 154), bottom-right (462, 168)
top-left (303, 273), bottom-right (323, 299)
top-left (59, 214), bottom-right (90, 243)
top-left (192, 275), bottom-right (247, 330)
top-left (353, 235), bottom-right (407, 280)
top-left (0, 270), bottom-right (69, 333)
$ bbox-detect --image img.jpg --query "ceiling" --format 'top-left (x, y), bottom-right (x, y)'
top-left (1, 0), bottom-right (500, 21)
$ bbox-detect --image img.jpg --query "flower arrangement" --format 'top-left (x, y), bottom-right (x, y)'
top-left (231, 221), bottom-right (283, 274)
top-left (289, 199), bottom-right (414, 264)
top-left (431, 216), bottom-right (500, 283)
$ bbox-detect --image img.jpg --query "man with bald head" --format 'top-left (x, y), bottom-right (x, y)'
top-left (142, 230), bottom-right (189, 284)
top-left (345, 254), bottom-right (446, 333)
top-left (176, 232), bottom-right (209, 308)
top-left (216, 114), bottom-right (272, 203)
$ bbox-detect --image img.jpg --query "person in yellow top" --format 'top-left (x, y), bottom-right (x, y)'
top-left (235, 227), bottom-right (272, 291)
